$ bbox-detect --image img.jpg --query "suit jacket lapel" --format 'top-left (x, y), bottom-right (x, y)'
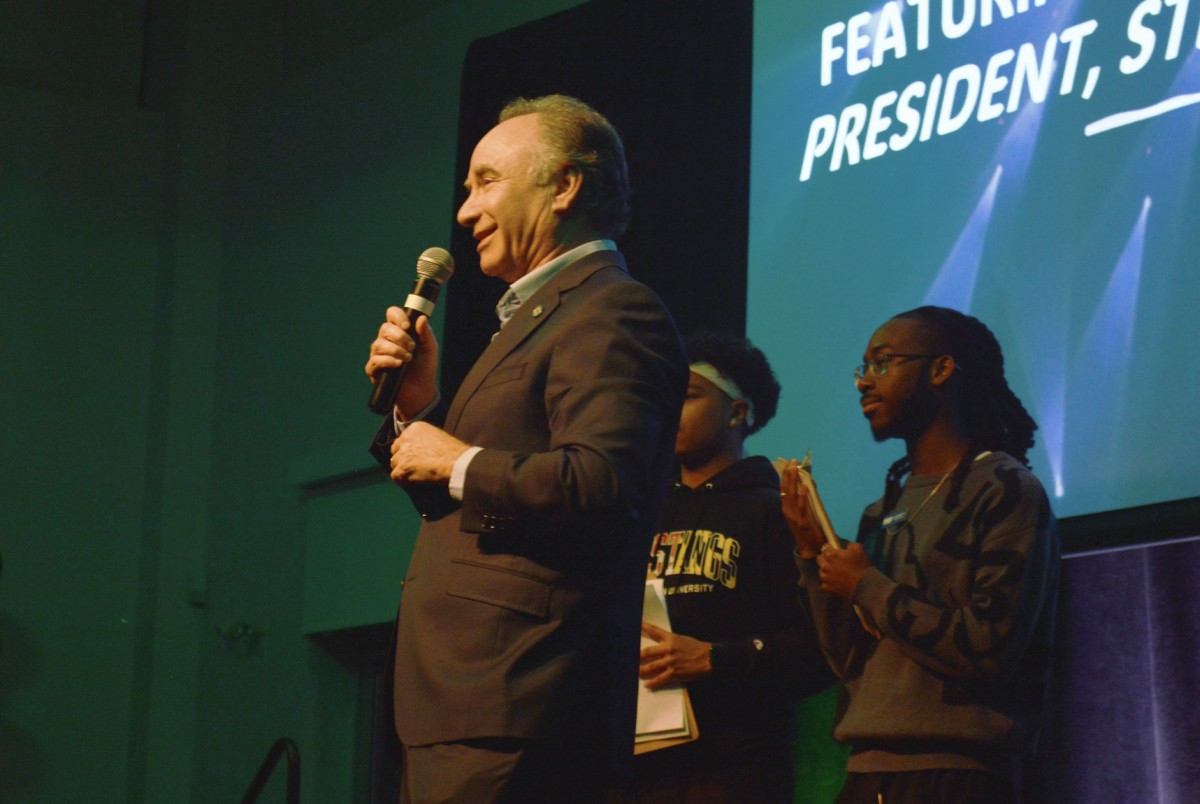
top-left (444, 249), bottom-right (625, 434)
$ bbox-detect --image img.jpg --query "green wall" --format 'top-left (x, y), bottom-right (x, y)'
top-left (0, 1), bottom-right (587, 803)
top-left (0, 83), bottom-right (164, 803)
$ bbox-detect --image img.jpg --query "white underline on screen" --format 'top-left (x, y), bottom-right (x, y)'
top-left (1084, 92), bottom-right (1200, 136)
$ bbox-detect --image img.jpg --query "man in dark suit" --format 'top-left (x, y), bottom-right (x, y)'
top-left (365, 95), bottom-right (688, 804)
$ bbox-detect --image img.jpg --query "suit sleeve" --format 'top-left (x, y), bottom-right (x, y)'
top-left (458, 280), bottom-right (686, 538)
top-left (368, 398), bottom-right (459, 520)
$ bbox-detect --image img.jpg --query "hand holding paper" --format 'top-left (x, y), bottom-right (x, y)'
top-left (639, 621), bottom-right (713, 690)
top-left (635, 579), bottom-right (698, 750)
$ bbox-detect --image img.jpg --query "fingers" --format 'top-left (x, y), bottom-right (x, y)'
top-left (781, 464), bottom-right (799, 514)
top-left (377, 321), bottom-right (416, 355)
top-left (639, 655), bottom-right (671, 676)
top-left (815, 548), bottom-right (845, 569)
top-left (412, 314), bottom-right (439, 355)
top-left (796, 481), bottom-right (811, 511)
top-left (781, 461), bottom-right (797, 497)
top-left (816, 551), bottom-right (836, 575)
top-left (783, 473), bottom-right (825, 556)
top-left (641, 672), bottom-right (673, 691)
top-left (389, 448), bottom-right (408, 483)
top-left (388, 427), bottom-right (412, 481)
top-left (639, 660), bottom-right (674, 689)
top-left (385, 305), bottom-right (411, 328)
top-left (381, 314), bottom-right (436, 358)
top-left (379, 308), bottom-right (416, 346)
top-left (388, 437), bottom-right (407, 484)
top-left (816, 557), bottom-right (837, 594)
top-left (641, 621), bottom-right (669, 641)
top-left (365, 308), bottom-right (418, 380)
top-left (817, 543), bottom-right (855, 563)
top-left (365, 337), bottom-right (412, 376)
top-left (816, 545), bottom-right (868, 598)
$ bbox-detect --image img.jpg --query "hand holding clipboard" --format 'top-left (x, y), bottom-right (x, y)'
top-left (777, 453), bottom-right (882, 639)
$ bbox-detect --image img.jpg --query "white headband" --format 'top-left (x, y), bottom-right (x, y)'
top-left (690, 362), bottom-right (756, 428)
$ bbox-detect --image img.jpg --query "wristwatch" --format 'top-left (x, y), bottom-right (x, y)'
top-left (708, 641), bottom-right (728, 674)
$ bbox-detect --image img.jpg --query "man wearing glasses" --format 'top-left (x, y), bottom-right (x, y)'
top-left (781, 306), bottom-right (1059, 804)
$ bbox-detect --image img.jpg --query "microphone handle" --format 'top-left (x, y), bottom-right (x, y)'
top-left (368, 276), bottom-right (441, 415)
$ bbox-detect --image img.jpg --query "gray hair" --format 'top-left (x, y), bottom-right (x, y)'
top-left (499, 95), bottom-right (632, 239)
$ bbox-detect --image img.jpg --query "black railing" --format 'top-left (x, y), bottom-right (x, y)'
top-left (240, 738), bottom-right (300, 804)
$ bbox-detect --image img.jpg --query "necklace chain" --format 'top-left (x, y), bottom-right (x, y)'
top-left (905, 470), bottom-right (951, 525)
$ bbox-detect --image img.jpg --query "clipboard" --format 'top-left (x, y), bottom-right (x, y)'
top-left (775, 452), bottom-right (883, 639)
top-left (634, 686), bottom-right (698, 755)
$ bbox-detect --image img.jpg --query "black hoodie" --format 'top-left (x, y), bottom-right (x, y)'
top-left (644, 456), bottom-right (834, 761)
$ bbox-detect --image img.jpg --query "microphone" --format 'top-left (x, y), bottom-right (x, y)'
top-left (368, 247), bottom-right (455, 415)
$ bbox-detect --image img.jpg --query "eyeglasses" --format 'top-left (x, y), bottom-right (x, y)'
top-left (853, 354), bottom-right (936, 381)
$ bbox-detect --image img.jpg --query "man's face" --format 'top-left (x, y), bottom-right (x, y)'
top-left (456, 114), bottom-right (561, 284)
top-left (856, 318), bottom-right (938, 442)
top-left (675, 372), bottom-right (734, 464)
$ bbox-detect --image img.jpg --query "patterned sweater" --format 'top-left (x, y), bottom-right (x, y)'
top-left (799, 451), bottom-right (1060, 774)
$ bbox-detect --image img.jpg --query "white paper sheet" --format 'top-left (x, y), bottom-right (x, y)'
top-left (634, 578), bottom-right (690, 741)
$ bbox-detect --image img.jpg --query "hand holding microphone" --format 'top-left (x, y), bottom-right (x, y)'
top-left (366, 248), bottom-right (455, 416)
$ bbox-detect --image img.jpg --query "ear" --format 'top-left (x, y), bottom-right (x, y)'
top-left (929, 355), bottom-right (957, 387)
top-left (729, 399), bottom-right (750, 428)
top-left (551, 163), bottom-right (584, 214)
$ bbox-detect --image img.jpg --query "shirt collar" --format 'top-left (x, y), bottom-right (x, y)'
top-left (507, 239), bottom-right (618, 306)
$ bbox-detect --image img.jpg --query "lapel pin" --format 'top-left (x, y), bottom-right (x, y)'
top-left (531, 305), bottom-right (544, 318)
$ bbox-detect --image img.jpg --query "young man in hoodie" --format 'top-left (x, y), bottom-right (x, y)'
top-left (621, 332), bottom-right (833, 804)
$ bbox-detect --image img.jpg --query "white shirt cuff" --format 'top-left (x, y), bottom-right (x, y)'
top-left (449, 446), bottom-right (484, 501)
top-left (391, 391), bottom-right (441, 436)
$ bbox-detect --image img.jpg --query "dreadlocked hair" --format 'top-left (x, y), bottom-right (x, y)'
top-left (880, 306), bottom-right (1039, 514)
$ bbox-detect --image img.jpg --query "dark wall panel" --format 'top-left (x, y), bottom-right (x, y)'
top-left (1029, 536), bottom-right (1200, 803)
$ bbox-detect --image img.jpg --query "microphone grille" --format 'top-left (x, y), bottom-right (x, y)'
top-left (416, 247), bottom-right (455, 283)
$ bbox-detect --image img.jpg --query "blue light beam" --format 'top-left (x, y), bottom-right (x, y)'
top-left (1066, 196), bottom-right (1151, 489)
top-left (923, 165), bottom-right (1003, 312)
